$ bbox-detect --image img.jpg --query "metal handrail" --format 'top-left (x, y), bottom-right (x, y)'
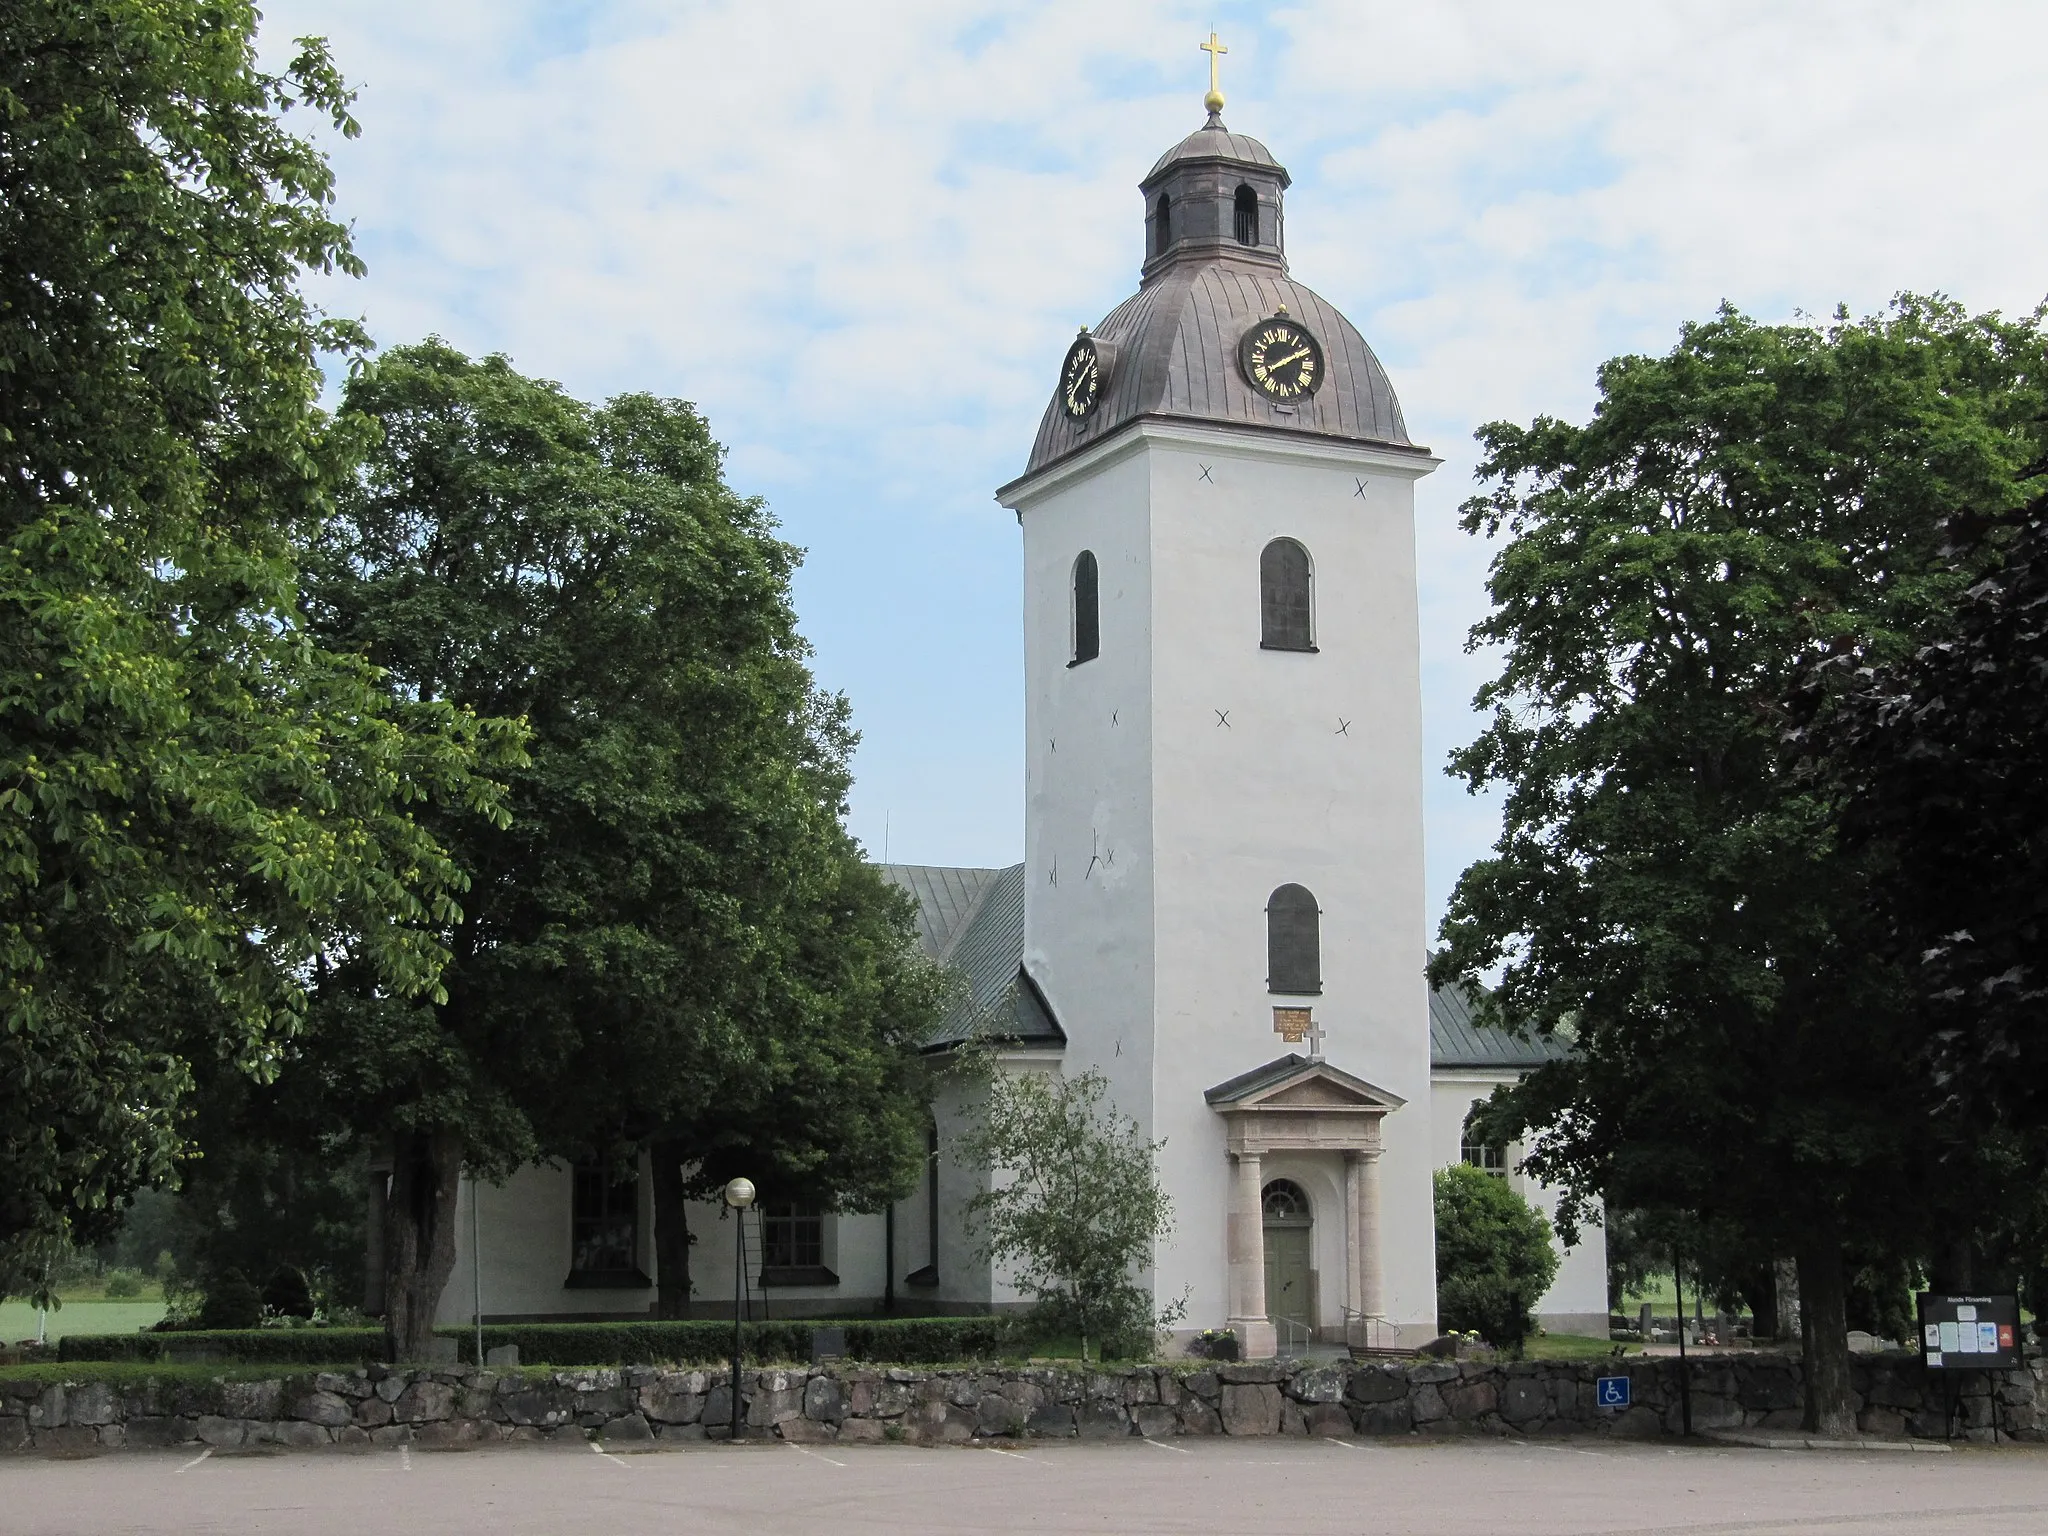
top-left (1273, 1314), bottom-right (1313, 1355)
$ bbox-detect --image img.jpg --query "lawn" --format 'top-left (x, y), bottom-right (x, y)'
top-left (1523, 1332), bottom-right (1629, 1362)
top-left (0, 1297), bottom-right (167, 1345)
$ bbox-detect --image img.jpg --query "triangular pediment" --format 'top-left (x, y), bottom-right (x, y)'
top-left (1204, 1054), bottom-right (1405, 1112)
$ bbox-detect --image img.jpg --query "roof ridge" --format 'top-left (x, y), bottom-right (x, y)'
top-left (933, 861), bottom-right (1014, 967)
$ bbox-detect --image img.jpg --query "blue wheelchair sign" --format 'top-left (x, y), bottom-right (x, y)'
top-left (1595, 1375), bottom-right (1631, 1409)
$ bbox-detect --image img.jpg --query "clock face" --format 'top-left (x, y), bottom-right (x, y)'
top-left (1060, 335), bottom-right (1102, 420)
top-left (1240, 316), bottom-right (1324, 402)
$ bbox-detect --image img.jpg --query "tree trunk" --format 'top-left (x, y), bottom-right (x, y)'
top-left (1739, 1265), bottom-right (1777, 1342)
top-left (1929, 1235), bottom-right (1974, 1295)
top-left (651, 1138), bottom-right (693, 1321)
top-left (382, 1127), bottom-right (463, 1362)
top-left (1796, 1235), bottom-right (1855, 1436)
top-left (1773, 1257), bottom-right (1801, 1345)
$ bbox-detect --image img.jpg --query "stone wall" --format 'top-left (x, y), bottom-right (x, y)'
top-left (3, 1352), bottom-right (2040, 1454)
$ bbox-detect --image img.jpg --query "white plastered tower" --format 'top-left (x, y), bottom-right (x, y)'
top-left (997, 104), bottom-right (1441, 1354)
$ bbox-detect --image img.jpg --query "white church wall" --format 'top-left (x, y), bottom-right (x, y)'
top-left (1430, 1072), bottom-right (1611, 1337)
top-left (1013, 439), bottom-right (1162, 1299)
top-left (441, 1159), bottom-right (655, 1326)
top-left (1142, 424), bottom-right (1439, 1346)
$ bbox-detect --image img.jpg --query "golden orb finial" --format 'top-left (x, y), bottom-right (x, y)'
top-left (1200, 30), bottom-right (1227, 118)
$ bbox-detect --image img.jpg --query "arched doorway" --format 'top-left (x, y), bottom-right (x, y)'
top-left (1262, 1180), bottom-right (1314, 1346)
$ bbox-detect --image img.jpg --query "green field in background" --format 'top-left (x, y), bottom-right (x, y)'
top-left (0, 1298), bottom-right (167, 1344)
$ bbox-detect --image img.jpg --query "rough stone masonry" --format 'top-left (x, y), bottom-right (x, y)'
top-left (2, 1353), bottom-right (2040, 1455)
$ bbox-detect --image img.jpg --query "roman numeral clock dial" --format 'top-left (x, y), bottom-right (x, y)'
top-left (1060, 331), bottom-right (1102, 419)
top-left (1241, 312), bottom-right (1324, 402)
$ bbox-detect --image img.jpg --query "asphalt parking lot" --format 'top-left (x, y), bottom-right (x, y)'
top-left (3, 1433), bottom-right (2046, 1536)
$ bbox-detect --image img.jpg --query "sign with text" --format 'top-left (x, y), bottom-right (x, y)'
top-left (1595, 1375), bottom-right (1631, 1409)
top-left (1916, 1293), bottom-right (2020, 1371)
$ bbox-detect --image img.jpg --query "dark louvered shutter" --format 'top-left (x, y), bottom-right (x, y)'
top-left (1267, 884), bottom-right (1321, 994)
top-left (1072, 550), bottom-right (1100, 664)
top-left (1260, 538), bottom-right (1313, 651)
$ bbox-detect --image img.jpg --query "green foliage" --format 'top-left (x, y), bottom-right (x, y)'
top-left (957, 1068), bottom-right (1181, 1361)
top-left (195, 1269), bottom-right (262, 1331)
top-left (1799, 488), bottom-right (2048, 1198)
top-left (101, 1271), bottom-right (144, 1300)
top-left (1431, 296), bottom-right (2048, 1424)
top-left (287, 340), bottom-right (936, 1353)
top-left (1434, 1165), bottom-right (1559, 1353)
top-left (55, 1315), bottom-right (1031, 1367)
top-left (0, 0), bottom-right (511, 1284)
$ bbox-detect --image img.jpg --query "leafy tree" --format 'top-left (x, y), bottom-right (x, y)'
top-left (1433, 298), bottom-right (2048, 1432)
top-left (958, 1067), bottom-right (1181, 1360)
top-left (1798, 483), bottom-right (2048, 1302)
top-left (1434, 1165), bottom-right (1558, 1352)
top-left (298, 342), bottom-right (930, 1358)
top-left (642, 857), bottom-right (947, 1320)
top-left (0, 2), bottom-right (507, 1292)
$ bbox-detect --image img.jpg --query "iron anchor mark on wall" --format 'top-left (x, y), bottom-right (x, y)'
top-left (1215, 709), bottom-right (1231, 728)
top-left (1353, 477), bottom-right (1367, 499)
top-left (1198, 464), bottom-right (1215, 484)
top-left (1335, 718), bottom-right (1351, 736)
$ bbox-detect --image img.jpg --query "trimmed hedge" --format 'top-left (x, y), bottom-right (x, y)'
top-left (56, 1314), bottom-right (1031, 1368)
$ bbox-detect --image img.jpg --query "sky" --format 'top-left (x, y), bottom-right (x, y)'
top-left (266, 0), bottom-right (2048, 934)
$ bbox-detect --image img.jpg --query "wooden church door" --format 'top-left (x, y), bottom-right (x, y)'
top-left (1261, 1180), bottom-right (1315, 1344)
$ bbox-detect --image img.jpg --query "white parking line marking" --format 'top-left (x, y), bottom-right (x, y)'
top-left (587, 1438), bottom-right (632, 1466)
top-left (399, 1443), bottom-right (412, 1472)
top-left (174, 1448), bottom-right (213, 1473)
top-left (1141, 1438), bottom-right (1191, 1454)
top-left (1324, 1438), bottom-right (1361, 1450)
top-left (786, 1442), bottom-right (847, 1468)
top-left (983, 1446), bottom-right (1042, 1461)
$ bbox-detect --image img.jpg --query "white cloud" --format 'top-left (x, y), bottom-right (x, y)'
top-left (268, 0), bottom-right (2048, 918)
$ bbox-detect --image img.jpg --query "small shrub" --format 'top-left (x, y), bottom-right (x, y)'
top-left (261, 1266), bottom-right (314, 1319)
top-left (1434, 1164), bottom-right (1559, 1355)
top-left (102, 1270), bottom-right (145, 1300)
top-left (196, 1270), bottom-right (263, 1331)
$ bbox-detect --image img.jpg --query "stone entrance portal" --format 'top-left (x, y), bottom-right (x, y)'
top-left (1205, 1055), bottom-right (1404, 1359)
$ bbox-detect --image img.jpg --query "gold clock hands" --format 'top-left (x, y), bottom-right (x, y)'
top-left (1265, 346), bottom-right (1310, 371)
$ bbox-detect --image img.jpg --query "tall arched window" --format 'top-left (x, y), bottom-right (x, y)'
top-left (1260, 538), bottom-right (1314, 651)
top-left (1070, 550), bottom-right (1099, 666)
top-left (1234, 185), bottom-right (1259, 246)
top-left (1151, 193), bottom-right (1172, 256)
top-left (1267, 884), bottom-right (1321, 994)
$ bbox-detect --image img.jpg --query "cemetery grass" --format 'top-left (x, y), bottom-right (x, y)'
top-left (1522, 1333), bottom-right (1627, 1362)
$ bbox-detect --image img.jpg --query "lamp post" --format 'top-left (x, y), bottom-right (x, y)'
top-left (724, 1176), bottom-right (756, 1441)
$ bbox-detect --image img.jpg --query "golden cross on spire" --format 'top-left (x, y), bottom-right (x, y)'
top-left (1200, 30), bottom-right (1228, 117)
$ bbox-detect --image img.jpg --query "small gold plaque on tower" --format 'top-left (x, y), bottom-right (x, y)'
top-left (1273, 1007), bottom-right (1312, 1044)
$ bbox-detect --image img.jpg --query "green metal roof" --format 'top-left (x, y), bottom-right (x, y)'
top-left (881, 863), bottom-right (1063, 1050)
top-left (1428, 981), bottom-right (1570, 1069)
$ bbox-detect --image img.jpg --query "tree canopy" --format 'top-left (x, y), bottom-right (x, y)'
top-left (0, 1), bottom-right (509, 1289)
top-left (1432, 297), bottom-right (2048, 1430)
top-left (294, 342), bottom-right (935, 1356)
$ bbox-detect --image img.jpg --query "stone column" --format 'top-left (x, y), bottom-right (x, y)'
top-left (1227, 1150), bottom-right (1276, 1358)
top-left (1357, 1148), bottom-right (1385, 1321)
top-left (1343, 1152), bottom-right (1366, 1334)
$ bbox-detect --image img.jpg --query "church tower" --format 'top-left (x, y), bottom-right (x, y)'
top-left (996, 56), bottom-right (1440, 1354)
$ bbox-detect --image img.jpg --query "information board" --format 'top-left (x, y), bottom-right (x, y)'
top-left (1917, 1293), bottom-right (2021, 1371)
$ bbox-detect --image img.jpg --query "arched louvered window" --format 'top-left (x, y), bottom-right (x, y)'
top-left (1234, 185), bottom-right (1259, 246)
top-left (1267, 884), bottom-right (1321, 995)
top-left (1071, 550), bottom-right (1099, 666)
top-left (1152, 193), bottom-right (1172, 256)
top-left (1260, 537), bottom-right (1314, 652)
